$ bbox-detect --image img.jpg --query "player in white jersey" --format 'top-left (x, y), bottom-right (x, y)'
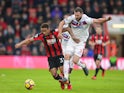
top-left (58, 7), bottom-right (111, 83)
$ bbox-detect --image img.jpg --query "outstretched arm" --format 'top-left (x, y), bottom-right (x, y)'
top-left (93, 16), bottom-right (111, 24)
top-left (15, 37), bottom-right (34, 48)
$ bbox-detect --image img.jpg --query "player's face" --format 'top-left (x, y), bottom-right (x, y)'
top-left (74, 12), bottom-right (82, 21)
top-left (41, 28), bottom-right (50, 36)
top-left (96, 27), bottom-right (102, 35)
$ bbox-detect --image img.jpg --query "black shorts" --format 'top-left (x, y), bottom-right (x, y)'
top-left (94, 54), bottom-right (103, 61)
top-left (48, 55), bottom-right (64, 69)
top-left (110, 61), bottom-right (116, 67)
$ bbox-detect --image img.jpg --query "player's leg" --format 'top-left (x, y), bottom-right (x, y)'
top-left (60, 50), bottom-right (73, 87)
top-left (63, 53), bottom-right (71, 80)
top-left (69, 56), bottom-right (74, 74)
top-left (72, 54), bottom-right (89, 76)
top-left (49, 67), bottom-right (65, 90)
top-left (48, 57), bottom-right (62, 81)
top-left (63, 50), bottom-right (73, 90)
top-left (72, 42), bottom-right (89, 76)
top-left (92, 54), bottom-right (102, 80)
top-left (92, 60), bottom-right (100, 80)
top-left (57, 55), bottom-right (65, 89)
top-left (63, 44), bottom-right (74, 81)
top-left (97, 54), bottom-right (105, 77)
top-left (49, 68), bottom-right (62, 80)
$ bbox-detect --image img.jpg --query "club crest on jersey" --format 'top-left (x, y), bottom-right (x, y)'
top-left (62, 33), bottom-right (70, 41)
top-left (47, 35), bottom-right (56, 45)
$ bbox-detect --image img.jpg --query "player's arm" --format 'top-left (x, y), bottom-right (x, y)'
top-left (58, 20), bottom-right (65, 39)
top-left (63, 27), bottom-right (80, 43)
top-left (58, 15), bottom-right (73, 39)
top-left (102, 40), bottom-right (110, 47)
top-left (15, 37), bottom-right (34, 48)
top-left (93, 17), bottom-right (111, 24)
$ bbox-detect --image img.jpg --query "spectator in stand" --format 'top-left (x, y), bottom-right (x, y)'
top-left (28, 8), bottom-right (38, 24)
top-left (108, 0), bottom-right (115, 14)
top-left (0, 31), bottom-right (5, 44)
top-left (21, 45), bottom-right (31, 56)
top-left (75, 0), bottom-right (84, 7)
top-left (5, 8), bottom-right (13, 25)
top-left (6, 38), bottom-right (15, 55)
top-left (92, 1), bottom-right (103, 18)
top-left (68, 0), bottom-right (75, 14)
top-left (0, 42), bottom-right (6, 55)
top-left (39, 43), bottom-right (46, 56)
top-left (51, 6), bottom-right (63, 19)
top-left (37, 4), bottom-right (44, 17)
top-left (84, 1), bottom-right (93, 17)
top-left (4, 25), bottom-right (15, 41)
top-left (21, 24), bottom-right (32, 39)
top-left (0, 17), bottom-right (7, 30)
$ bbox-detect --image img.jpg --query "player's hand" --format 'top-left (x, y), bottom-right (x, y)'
top-left (72, 36), bottom-right (80, 43)
top-left (58, 33), bottom-right (63, 39)
top-left (106, 16), bottom-right (112, 21)
top-left (15, 44), bottom-right (20, 48)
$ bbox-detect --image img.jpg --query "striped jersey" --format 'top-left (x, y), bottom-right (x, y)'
top-left (33, 31), bottom-right (62, 57)
top-left (89, 34), bottom-right (109, 55)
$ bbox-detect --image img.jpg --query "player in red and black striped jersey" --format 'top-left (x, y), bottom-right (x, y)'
top-left (15, 23), bottom-right (79, 89)
top-left (89, 26), bottom-right (110, 80)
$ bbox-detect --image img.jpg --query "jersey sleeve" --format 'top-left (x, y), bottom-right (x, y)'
top-left (53, 31), bottom-right (58, 37)
top-left (33, 33), bottom-right (42, 41)
top-left (89, 35), bottom-right (94, 41)
top-left (64, 15), bottom-right (74, 24)
top-left (63, 24), bottom-right (68, 28)
top-left (85, 15), bottom-right (93, 24)
top-left (104, 35), bottom-right (109, 41)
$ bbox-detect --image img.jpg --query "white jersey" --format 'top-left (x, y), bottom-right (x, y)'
top-left (61, 24), bottom-right (71, 54)
top-left (64, 14), bottom-right (93, 42)
top-left (62, 31), bottom-right (70, 46)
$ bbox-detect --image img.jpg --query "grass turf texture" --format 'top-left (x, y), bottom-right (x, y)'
top-left (0, 69), bottom-right (124, 93)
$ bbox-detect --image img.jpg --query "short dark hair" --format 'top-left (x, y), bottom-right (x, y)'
top-left (40, 23), bottom-right (49, 28)
top-left (74, 7), bottom-right (83, 13)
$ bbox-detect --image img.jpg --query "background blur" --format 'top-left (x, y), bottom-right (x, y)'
top-left (0, 0), bottom-right (123, 57)
top-left (0, 0), bottom-right (124, 57)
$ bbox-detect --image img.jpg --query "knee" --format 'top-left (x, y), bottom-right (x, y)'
top-left (72, 58), bottom-right (79, 64)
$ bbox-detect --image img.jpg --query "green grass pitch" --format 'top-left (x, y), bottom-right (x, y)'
top-left (0, 69), bottom-right (124, 93)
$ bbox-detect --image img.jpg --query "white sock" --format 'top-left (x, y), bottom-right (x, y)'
top-left (77, 60), bottom-right (85, 68)
top-left (64, 60), bottom-right (70, 80)
top-left (69, 57), bottom-right (74, 68)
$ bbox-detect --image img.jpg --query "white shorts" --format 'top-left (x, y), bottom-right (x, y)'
top-left (61, 32), bottom-right (70, 55)
top-left (65, 38), bottom-right (86, 57)
top-left (62, 39), bottom-right (68, 55)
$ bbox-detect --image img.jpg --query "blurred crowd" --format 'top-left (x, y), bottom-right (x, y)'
top-left (0, 0), bottom-right (123, 56)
